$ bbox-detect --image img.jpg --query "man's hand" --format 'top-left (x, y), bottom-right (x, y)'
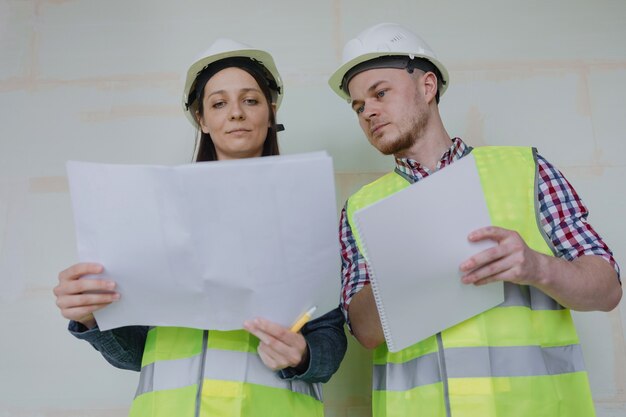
top-left (459, 226), bottom-right (621, 311)
top-left (460, 226), bottom-right (544, 287)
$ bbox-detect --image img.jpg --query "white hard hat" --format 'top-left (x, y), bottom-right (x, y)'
top-left (328, 23), bottom-right (449, 101)
top-left (182, 38), bottom-right (283, 127)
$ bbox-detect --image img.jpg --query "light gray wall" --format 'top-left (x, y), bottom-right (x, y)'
top-left (1, 1), bottom-right (625, 416)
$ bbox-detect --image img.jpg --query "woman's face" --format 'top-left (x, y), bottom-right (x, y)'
top-left (196, 67), bottom-right (273, 160)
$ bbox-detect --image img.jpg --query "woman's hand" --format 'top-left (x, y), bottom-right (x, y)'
top-left (53, 262), bottom-right (119, 329)
top-left (243, 318), bottom-right (309, 372)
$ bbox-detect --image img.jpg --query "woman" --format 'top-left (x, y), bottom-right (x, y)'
top-left (54, 38), bottom-right (346, 417)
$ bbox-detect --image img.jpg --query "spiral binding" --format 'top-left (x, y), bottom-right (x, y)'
top-left (354, 214), bottom-right (395, 351)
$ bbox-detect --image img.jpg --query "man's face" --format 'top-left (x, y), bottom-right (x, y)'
top-left (347, 67), bottom-right (429, 156)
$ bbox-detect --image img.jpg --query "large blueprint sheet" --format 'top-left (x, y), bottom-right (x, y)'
top-left (67, 152), bottom-right (340, 331)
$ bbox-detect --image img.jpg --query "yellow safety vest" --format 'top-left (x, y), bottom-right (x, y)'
top-left (346, 147), bottom-right (595, 417)
top-left (128, 327), bottom-right (323, 417)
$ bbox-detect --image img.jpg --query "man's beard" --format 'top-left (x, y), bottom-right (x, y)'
top-left (374, 108), bottom-right (429, 156)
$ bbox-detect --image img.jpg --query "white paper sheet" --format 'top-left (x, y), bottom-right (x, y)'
top-left (66, 152), bottom-right (340, 331)
top-left (353, 153), bottom-right (503, 352)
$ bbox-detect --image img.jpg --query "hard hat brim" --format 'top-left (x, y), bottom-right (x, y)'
top-left (328, 52), bottom-right (449, 102)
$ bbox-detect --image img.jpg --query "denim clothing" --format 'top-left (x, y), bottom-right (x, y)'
top-left (69, 306), bottom-right (346, 383)
top-left (69, 322), bottom-right (149, 371)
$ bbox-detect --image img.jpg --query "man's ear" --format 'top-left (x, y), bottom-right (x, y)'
top-left (422, 72), bottom-right (439, 104)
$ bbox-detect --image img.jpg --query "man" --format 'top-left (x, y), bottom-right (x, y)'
top-left (328, 23), bottom-right (621, 417)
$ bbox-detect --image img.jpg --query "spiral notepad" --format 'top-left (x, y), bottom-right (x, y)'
top-left (352, 154), bottom-right (503, 352)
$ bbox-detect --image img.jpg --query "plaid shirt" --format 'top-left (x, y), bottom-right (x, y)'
top-left (339, 138), bottom-right (621, 327)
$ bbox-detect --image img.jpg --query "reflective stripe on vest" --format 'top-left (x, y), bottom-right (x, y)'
top-left (135, 347), bottom-right (322, 400)
top-left (130, 327), bottom-right (324, 417)
top-left (500, 282), bottom-right (564, 310)
top-left (374, 344), bottom-right (585, 391)
top-left (346, 146), bottom-right (595, 417)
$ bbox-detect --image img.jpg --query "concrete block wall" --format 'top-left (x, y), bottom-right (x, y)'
top-left (1, 1), bottom-right (624, 416)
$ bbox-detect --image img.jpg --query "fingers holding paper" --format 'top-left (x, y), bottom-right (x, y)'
top-left (53, 262), bottom-right (119, 328)
top-left (243, 318), bottom-right (309, 371)
top-left (460, 226), bottom-right (543, 287)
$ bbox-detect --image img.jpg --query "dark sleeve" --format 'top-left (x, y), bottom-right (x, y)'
top-left (68, 321), bottom-right (149, 372)
top-left (278, 306), bottom-right (347, 383)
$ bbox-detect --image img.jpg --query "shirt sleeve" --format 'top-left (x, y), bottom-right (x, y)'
top-left (339, 204), bottom-right (372, 332)
top-left (68, 321), bottom-right (149, 371)
top-left (536, 154), bottom-right (620, 280)
top-left (278, 306), bottom-right (347, 383)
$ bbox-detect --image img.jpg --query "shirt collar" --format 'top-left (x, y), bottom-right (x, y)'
top-left (394, 137), bottom-right (471, 180)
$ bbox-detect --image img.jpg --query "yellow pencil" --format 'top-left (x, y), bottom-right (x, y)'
top-left (290, 306), bottom-right (317, 332)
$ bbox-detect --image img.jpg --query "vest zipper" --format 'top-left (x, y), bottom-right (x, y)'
top-left (195, 330), bottom-right (209, 417)
top-left (436, 332), bottom-right (452, 417)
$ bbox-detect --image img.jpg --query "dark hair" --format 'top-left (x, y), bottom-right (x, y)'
top-left (193, 59), bottom-right (280, 162)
